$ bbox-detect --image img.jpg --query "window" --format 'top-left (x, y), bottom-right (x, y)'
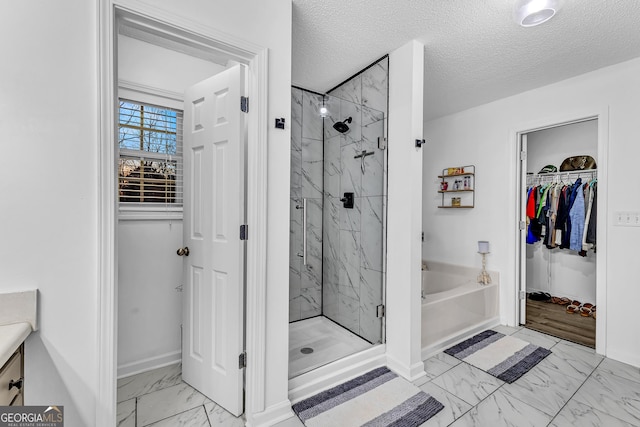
top-left (118, 100), bottom-right (183, 209)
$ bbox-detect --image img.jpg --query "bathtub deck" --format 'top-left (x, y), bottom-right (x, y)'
top-left (525, 299), bottom-right (595, 348)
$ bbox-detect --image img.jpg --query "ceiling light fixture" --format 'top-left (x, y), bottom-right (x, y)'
top-left (514, 0), bottom-right (562, 27)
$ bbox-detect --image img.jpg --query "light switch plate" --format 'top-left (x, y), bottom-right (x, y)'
top-left (615, 211), bottom-right (640, 227)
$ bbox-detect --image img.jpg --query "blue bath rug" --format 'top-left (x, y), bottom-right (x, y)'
top-left (292, 366), bottom-right (444, 426)
top-left (444, 329), bottom-right (551, 383)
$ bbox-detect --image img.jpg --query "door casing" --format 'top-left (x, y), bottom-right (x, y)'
top-left (97, 2), bottom-right (269, 426)
top-left (512, 109), bottom-right (609, 357)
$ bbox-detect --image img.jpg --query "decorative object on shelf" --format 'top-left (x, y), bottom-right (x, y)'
top-left (477, 241), bottom-right (491, 285)
top-left (559, 155), bottom-right (596, 171)
top-left (438, 165), bottom-right (475, 208)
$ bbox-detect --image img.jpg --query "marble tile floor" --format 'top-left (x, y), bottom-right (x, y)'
top-left (116, 363), bottom-right (244, 427)
top-left (118, 325), bottom-right (640, 427)
top-left (276, 325), bottom-right (640, 427)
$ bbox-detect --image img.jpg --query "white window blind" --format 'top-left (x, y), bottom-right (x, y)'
top-left (118, 100), bottom-right (183, 208)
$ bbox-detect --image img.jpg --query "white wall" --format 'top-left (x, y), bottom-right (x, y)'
top-left (0, 2), bottom-right (98, 425)
top-left (116, 35), bottom-right (226, 377)
top-left (423, 56), bottom-right (640, 367)
top-left (118, 35), bottom-right (227, 93)
top-left (526, 120), bottom-right (598, 174)
top-left (117, 220), bottom-right (183, 376)
top-left (525, 121), bottom-right (598, 303)
top-left (0, 1), bottom-right (291, 426)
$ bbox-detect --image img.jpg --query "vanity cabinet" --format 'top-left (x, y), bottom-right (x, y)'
top-left (0, 344), bottom-right (23, 406)
top-left (438, 165), bottom-right (475, 208)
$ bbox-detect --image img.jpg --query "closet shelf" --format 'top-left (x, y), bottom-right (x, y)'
top-left (438, 206), bottom-right (474, 209)
top-left (438, 172), bottom-right (474, 178)
top-left (438, 189), bottom-right (474, 193)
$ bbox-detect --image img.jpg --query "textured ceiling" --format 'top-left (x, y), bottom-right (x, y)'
top-left (292, 0), bottom-right (640, 120)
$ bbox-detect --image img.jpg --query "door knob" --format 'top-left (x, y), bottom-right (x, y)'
top-left (177, 247), bottom-right (190, 256)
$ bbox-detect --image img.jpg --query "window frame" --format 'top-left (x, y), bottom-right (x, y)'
top-left (117, 81), bottom-right (184, 221)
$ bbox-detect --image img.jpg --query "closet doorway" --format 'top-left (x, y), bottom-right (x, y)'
top-left (517, 119), bottom-right (601, 349)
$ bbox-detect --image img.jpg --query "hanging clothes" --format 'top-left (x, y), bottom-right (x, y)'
top-left (527, 186), bottom-right (542, 244)
top-left (569, 182), bottom-right (585, 251)
top-left (586, 182), bottom-right (597, 247)
top-left (526, 174), bottom-right (598, 257)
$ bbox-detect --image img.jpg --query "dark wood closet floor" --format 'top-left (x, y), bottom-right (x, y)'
top-left (525, 299), bottom-right (596, 348)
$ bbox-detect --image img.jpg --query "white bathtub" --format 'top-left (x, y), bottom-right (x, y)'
top-left (421, 261), bottom-right (499, 358)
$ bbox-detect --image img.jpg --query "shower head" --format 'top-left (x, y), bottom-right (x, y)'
top-left (333, 117), bottom-right (352, 133)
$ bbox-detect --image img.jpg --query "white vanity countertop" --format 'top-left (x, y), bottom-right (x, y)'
top-left (0, 322), bottom-right (31, 367)
top-left (0, 289), bottom-right (38, 367)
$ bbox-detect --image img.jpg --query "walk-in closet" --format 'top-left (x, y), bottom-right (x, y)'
top-left (522, 119), bottom-right (598, 348)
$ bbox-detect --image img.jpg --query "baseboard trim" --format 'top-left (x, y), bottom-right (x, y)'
top-left (117, 350), bottom-right (181, 379)
top-left (421, 317), bottom-right (500, 360)
top-left (385, 354), bottom-right (426, 383)
top-left (288, 345), bottom-right (386, 404)
top-left (245, 399), bottom-right (294, 427)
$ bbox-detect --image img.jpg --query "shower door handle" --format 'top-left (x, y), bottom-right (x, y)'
top-left (302, 198), bottom-right (307, 266)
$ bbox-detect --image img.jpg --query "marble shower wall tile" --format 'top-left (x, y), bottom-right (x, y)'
top-left (362, 105), bottom-right (384, 127)
top-left (300, 286), bottom-right (322, 319)
top-left (339, 196), bottom-right (361, 231)
top-left (301, 198), bottom-right (323, 289)
top-left (289, 258), bottom-right (301, 322)
top-left (361, 196), bottom-right (383, 272)
top-left (324, 135), bottom-right (341, 198)
top-left (291, 89), bottom-right (303, 201)
top-left (362, 57), bottom-right (388, 113)
top-left (300, 197), bottom-right (322, 320)
top-left (339, 230), bottom-right (361, 300)
top-left (291, 87), bottom-right (303, 142)
top-left (328, 74), bottom-right (361, 105)
top-left (290, 198), bottom-right (302, 261)
top-left (323, 196), bottom-right (340, 321)
top-left (359, 268), bottom-right (382, 343)
top-left (301, 91), bottom-right (323, 140)
top-left (336, 292), bottom-right (360, 334)
top-left (323, 95), bottom-right (342, 141)
top-left (361, 119), bottom-right (385, 197)
top-left (340, 141), bottom-right (363, 198)
top-left (302, 138), bottom-right (323, 198)
top-left (290, 151), bottom-right (302, 201)
top-left (340, 99), bottom-right (361, 145)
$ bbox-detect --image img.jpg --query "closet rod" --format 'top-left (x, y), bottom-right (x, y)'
top-left (527, 169), bottom-right (597, 184)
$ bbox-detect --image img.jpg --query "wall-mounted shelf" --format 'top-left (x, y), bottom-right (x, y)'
top-left (438, 165), bottom-right (475, 209)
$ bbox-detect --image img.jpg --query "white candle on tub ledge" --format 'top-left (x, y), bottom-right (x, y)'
top-left (478, 241), bottom-right (490, 254)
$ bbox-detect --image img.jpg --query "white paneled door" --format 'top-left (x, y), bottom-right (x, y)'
top-left (182, 65), bottom-right (246, 416)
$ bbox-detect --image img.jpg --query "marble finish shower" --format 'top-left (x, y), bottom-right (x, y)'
top-left (290, 57), bottom-right (389, 347)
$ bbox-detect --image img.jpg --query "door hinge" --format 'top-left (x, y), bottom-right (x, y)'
top-left (376, 304), bottom-right (385, 318)
top-left (519, 221), bottom-right (526, 231)
top-left (520, 150), bottom-right (527, 161)
top-left (240, 224), bottom-right (248, 240)
top-left (519, 291), bottom-right (526, 300)
top-left (239, 351), bottom-right (247, 369)
top-left (241, 96), bottom-right (249, 113)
